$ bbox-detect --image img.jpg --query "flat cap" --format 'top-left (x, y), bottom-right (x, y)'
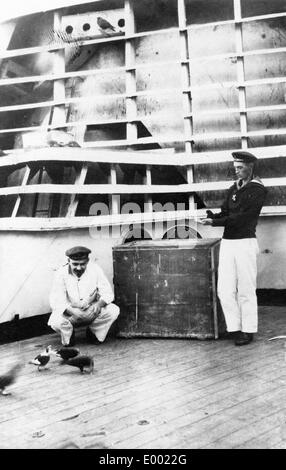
top-left (65, 246), bottom-right (91, 260)
top-left (232, 151), bottom-right (257, 163)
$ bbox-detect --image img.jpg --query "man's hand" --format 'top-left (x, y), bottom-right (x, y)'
top-left (84, 298), bottom-right (107, 322)
top-left (197, 218), bottom-right (213, 225)
top-left (70, 300), bottom-right (89, 310)
top-left (64, 305), bottom-right (84, 323)
top-left (65, 298), bottom-right (107, 324)
top-left (84, 302), bottom-right (102, 322)
top-left (78, 299), bottom-right (91, 310)
top-left (70, 290), bottom-right (100, 311)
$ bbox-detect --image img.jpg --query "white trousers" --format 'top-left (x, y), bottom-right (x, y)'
top-left (49, 303), bottom-right (120, 345)
top-left (217, 238), bottom-right (259, 333)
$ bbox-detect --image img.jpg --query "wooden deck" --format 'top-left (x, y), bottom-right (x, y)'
top-left (0, 305), bottom-right (286, 449)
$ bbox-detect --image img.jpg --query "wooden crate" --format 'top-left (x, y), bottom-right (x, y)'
top-left (112, 238), bottom-right (226, 339)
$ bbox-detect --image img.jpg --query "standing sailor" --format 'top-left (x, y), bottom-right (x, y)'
top-left (199, 151), bottom-right (267, 345)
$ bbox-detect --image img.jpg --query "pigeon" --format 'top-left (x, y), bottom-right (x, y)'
top-left (29, 345), bottom-right (53, 371)
top-left (65, 355), bottom-right (94, 374)
top-left (0, 363), bottom-right (23, 396)
top-left (97, 16), bottom-right (116, 34)
top-left (54, 347), bottom-right (80, 362)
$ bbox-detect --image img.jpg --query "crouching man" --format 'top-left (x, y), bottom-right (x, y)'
top-left (48, 246), bottom-right (120, 346)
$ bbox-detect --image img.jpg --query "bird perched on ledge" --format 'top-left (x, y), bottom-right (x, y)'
top-left (0, 363), bottom-right (23, 396)
top-left (29, 345), bottom-right (53, 371)
top-left (97, 16), bottom-right (116, 35)
top-left (65, 355), bottom-right (94, 374)
top-left (54, 347), bottom-right (80, 362)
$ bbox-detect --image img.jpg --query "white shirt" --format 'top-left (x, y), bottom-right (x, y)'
top-left (49, 262), bottom-right (114, 320)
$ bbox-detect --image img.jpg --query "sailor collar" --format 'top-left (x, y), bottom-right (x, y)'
top-left (232, 179), bottom-right (248, 201)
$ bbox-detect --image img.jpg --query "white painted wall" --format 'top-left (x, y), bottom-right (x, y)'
top-left (0, 215), bottom-right (285, 323)
top-left (0, 228), bottom-right (122, 323)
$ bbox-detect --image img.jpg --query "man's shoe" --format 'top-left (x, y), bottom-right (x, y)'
top-left (65, 330), bottom-right (76, 347)
top-left (86, 328), bottom-right (101, 345)
top-left (221, 331), bottom-right (240, 340)
top-left (235, 332), bottom-right (253, 346)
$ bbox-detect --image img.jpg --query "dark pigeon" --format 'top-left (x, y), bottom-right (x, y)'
top-left (0, 363), bottom-right (23, 395)
top-left (65, 355), bottom-right (94, 374)
top-left (55, 347), bottom-right (80, 362)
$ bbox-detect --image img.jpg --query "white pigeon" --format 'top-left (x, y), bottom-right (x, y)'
top-left (29, 345), bottom-right (53, 371)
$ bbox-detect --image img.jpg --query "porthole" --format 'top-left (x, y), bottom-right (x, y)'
top-left (83, 23), bottom-right (91, 31)
top-left (65, 25), bottom-right (73, 34)
top-left (118, 18), bottom-right (125, 28)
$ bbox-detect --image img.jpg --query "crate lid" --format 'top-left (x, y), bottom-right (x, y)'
top-left (113, 238), bottom-right (221, 251)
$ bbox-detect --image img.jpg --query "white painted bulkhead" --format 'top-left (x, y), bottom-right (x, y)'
top-left (1, 214), bottom-right (285, 323)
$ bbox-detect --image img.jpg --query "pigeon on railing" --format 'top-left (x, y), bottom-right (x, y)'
top-left (97, 16), bottom-right (116, 35)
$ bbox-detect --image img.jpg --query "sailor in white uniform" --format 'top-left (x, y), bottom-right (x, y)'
top-left (48, 246), bottom-right (120, 346)
top-left (199, 151), bottom-right (267, 346)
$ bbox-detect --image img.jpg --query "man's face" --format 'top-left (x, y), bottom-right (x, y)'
top-left (69, 258), bottom-right (89, 277)
top-left (233, 161), bottom-right (253, 180)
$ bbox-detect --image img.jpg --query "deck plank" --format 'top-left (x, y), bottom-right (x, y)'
top-left (0, 306), bottom-right (286, 448)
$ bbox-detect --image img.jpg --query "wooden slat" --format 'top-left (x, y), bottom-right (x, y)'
top-left (0, 205), bottom-right (283, 232)
top-left (52, 11), bottom-right (66, 127)
top-left (125, 0), bottom-right (137, 144)
top-left (234, 0), bottom-right (248, 150)
top-left (0, 67), bottom-right (126, 87)
top-left (0, 97), bottom-right (286, 129)
top-left (0, 96), bottom-right (129, 114)
top-left (109, 164), bottom-right (120, 215)
top-left (10, 165), bottom-right (31, 218)
top-left (191, 128), bottom-right (286, 140)
top-left (0, 147), bottom-right (193, 168)
top-left (192, 76), bottom-right (286, 91)
top-left (0, 60), bottom-right (285, 91)
top-left (1, 144), bottom-right (286, 170)
top-left (0, 60), bottom-right (182, 88)
top-left (6, 89), bottom-right (286, 116)
top-left (66, 164), bottom-right (88, 217)
top-left (1, 176), bottom-right (286, 198)
top-left (0, 44), bottom-right (63, 60)
top-left (0, 183), bottom-right (195, 196)
top-left (0, 209), bottom-right (200, 231)
top-left (1, 72), bottom-right (286, 101)
top-left (188, 12), bottom-right (286, 30)
top-left (190, 46), bottom-right (286, 63)
top-left (0, 34), bottom-right (125, 61)
top-left (3, 123), bottom-right (286, 141)
top-left (0, 87), bottom-right (182, 115)
top-left (144, 165), bottom-right (153, 213)
top-left (190, 103), bottom-right (286, 117)
top-left (241, 11), bottom-right (286, 24)
top-left (178, 0), bottom-right (195, 211)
